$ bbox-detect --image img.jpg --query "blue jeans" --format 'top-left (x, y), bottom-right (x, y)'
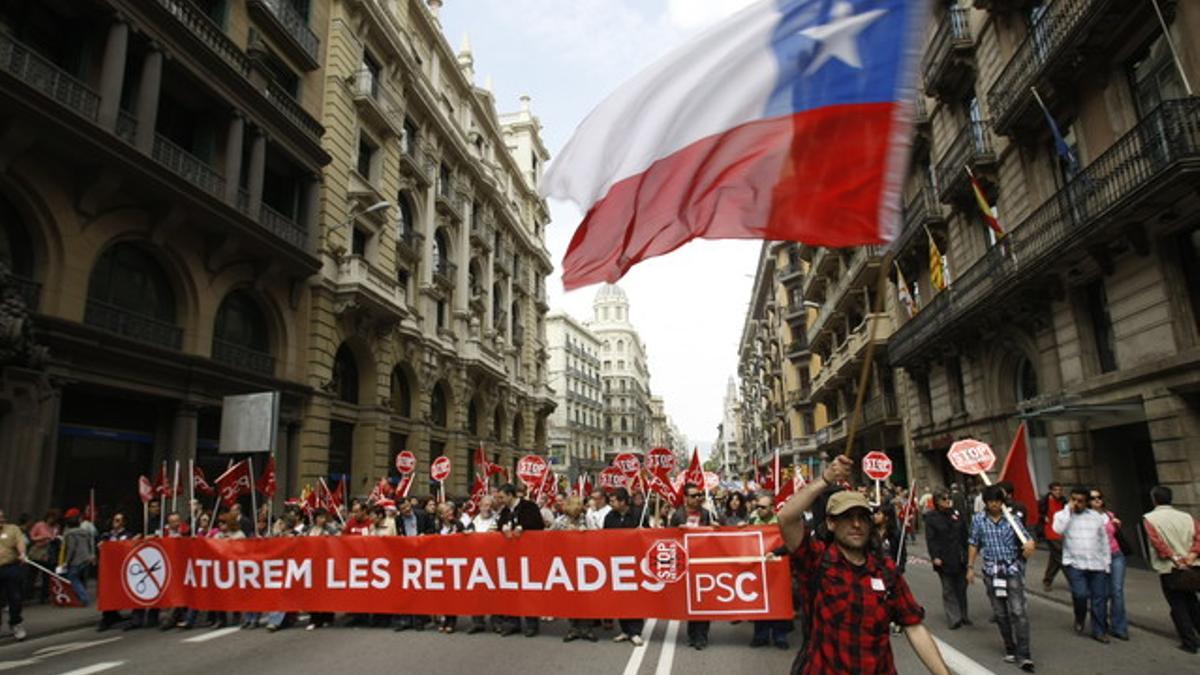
top-left (984, 571), bottom-right (1031, 661)
top-left (66, 565), bottom-right (90, 607)
top-left (1064, 566), bottom-right (1109, 637)
top-left (1108, 552), bottom-right (1128, 636)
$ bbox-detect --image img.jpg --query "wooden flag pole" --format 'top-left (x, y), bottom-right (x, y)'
top-left (842, 250), bottom-right (895, 461)
top-left (248, 457), bottom-right (258, 538)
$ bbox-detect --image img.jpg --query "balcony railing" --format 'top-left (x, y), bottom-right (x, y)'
top-left (806, 246), bottom-right (883, 344)
top-left (155, 0), bottom-right (252, 79)
top-left (891, 97), bottom-right (1200, 368)
top-left (894, 182), bottom-right (945, 253)
top-left (0, 31), bottom-right (100, 122)
top-left (115, 110), bottom-right (137, 144)
top-left (264, 80), bottom-right (323, 141)
top-left (396, 229), bottom-right (424, 261)
top-left (84, 300), bottom-right (182, 350)
top-left (260, 203), bottom-right (307, 250)
top-left (863, 394), bottom-right (899, 426)
top-left (400, 141), bottom-right (431, 184)
top-left (7, 274), bottom-right (41, 310)
top-left (786, 339), bottom-right (809, 359)
top-left (152, 134), bottom-right (225, 199)
top-left (247, 0), bottom-right (321, 69)
top-left (922, 7), bottom-right (973, 98)
top-left (988, 0), bottom-right (1103, 135)
top-left (935, 120), bottom-right (995, 202)
top-left (212, 338), bottom-right (275, 376)
top-left (433, 262), bottom-right (457, 289)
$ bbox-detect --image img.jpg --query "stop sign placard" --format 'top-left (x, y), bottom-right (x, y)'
top-left (431, 456), bottom-right (452, 482)
top-left (599, 466), bottom-right (626, 491)
top-left (614, 452), bottom-right (641, 477)
top-left (646, 447), bottom-right (676, 476)
top-left (947, 439), bottom-right (995, 475)
top-left (862, 451), bottom-right (893, 481)
top-left (516, 454), bottom-right (549, 487)
top-left (395, 450), bottom-right (416, 475)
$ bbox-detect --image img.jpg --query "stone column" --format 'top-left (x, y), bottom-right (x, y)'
top-left (303, 174), bottom-right (322, 254)
top-left (455, 201), bottom-right (470, 312)
top-left (484, 246), bottom-right (495, 331)
top-left (134, 49), bottom-right (163, 153)
top-left (223, 114), bottom-right (244, 206)
top-left (97, 20), bottom-right (129, 132)
top-left (247, 130), bottom-right (267, 216)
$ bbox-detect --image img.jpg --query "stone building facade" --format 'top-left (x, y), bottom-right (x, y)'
top-left (545, 311), bottom-right (605, 476)
top-left (305, 0), bottom-right (554, 497)
top-left (888, 0), bottom-right (1200, 533)
top-left (591, 284), bottom-right (653, 456)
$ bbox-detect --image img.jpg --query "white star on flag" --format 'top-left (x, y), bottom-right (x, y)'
top-left (800, 1), bottom-right (887, 75)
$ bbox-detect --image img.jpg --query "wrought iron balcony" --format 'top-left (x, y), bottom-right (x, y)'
top-left (263, 80), bottom-right (323, 142)
top-left (935, 120), bottom-right (996, 203)
top-left (863, 394), bottom-right (899, 426)
top-left (247, 0), bottom-right (321, 71)
top-left (989, 0), bottom-right (1105, 136)
top-left (84, 300), bottom-right (182, 350)
top-left (152, 133), bottom-right (225, 199)
top-left (0, 31), bottom-right (100, 122)
top-left (115, 110), bottom-right (137, 144)
top-left (400, 140), bottom-right (432, 185)
top-left (154, 0), bottom-right (252, 78)
top-left (805, 246), bottom-right (884, 346)
top-left (891, 97), bottom-right (1200, 369)
top-left (260, 203), bottom-right (307, 250)
top-left (212, 338), bottom-right (275, 376)
top-left (922, 7), bottom-right (974, 101)
top-left (894, 182), bottom-right (946, 254)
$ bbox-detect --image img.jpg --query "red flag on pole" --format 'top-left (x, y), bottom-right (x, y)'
top-left (463, 475), bottom-right (489, 517)
top-left (474, 445), bottom-right (508, 480)
top-left (193, 466), bottom-right (215, 497)
top-left (153, 463), bottom-right (171, 498)
top-left (644, 469), bottom-right (681, 507)
top-left (256, 457), bottom-right (277, 498)
top-left (998, 422), bottom-right (1038, 526)
top-left (137, 476), bottom-right (155, 504)
top-left (683, 448), bottom-right (704, 490)
top-left (214, 460), bottom-right (253, 508)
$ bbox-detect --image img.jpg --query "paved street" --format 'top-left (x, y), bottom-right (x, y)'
top-left (3, 549), bottom-right (1195, 675)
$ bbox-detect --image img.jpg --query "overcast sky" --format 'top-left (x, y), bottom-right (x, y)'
top-left (441, 0), bottom-right (761, 457)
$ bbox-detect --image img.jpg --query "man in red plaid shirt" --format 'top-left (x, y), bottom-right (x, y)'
top-left (778, 455), bottom-right (950, 675)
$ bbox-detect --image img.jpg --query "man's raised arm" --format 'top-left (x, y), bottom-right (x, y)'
top-left (777, 455), bottom-right (854, 551)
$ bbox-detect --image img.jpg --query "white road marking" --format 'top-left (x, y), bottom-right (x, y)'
top-left (620, 618), bottom-right (658, 675)
top-left (55, 662), bottom-right (125, 675)
top-left (653, 621), bottom-right (679, 675)
top-left (933, 636), bottom-right (997, 675)
top-left (0, 659), bottom-right (40, 672)
top-left (33, 638), bottom-right (123, 658)
top-left (181, 626), bottom-right (242, 643)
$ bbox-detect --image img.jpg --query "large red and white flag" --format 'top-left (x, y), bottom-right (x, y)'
top-left (998, 422), bottom-right (1038, 526)
top-left (214, 460), bottom-right (253, 508)
top-left (255, 457), bottom-right (277, 498)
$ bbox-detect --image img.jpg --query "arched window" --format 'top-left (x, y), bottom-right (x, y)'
top-left (88, 243), bottom-right (175, 322)
top-left (430, 382), bottom-right (448, 427)
top-left (1016, 356), bottom-right (1038, 403)
top-left (213, 291), bottom-right (272, 373)
top-left (390, 366), bottom-right (411, 417)
top-left (467, 399), bottom-right (479, 435)
top-left (332, 344), bottom-right (359, 404)
top-left (617, 340), bottom-right (625, 353)
top-left (433, 229), bottom-right (450, 273)
top-left (397, 193), bottom-right (415, 235)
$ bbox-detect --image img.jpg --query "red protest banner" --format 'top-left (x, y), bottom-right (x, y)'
top-left (98, 528), bottom-right (793, 621)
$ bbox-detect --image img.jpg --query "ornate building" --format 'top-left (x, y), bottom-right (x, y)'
top-left (545, 311), bottom-right (605, 476)
top-left (590, 284), bottom-right (653, 455)
top-left (305, 0), bottom-right (554, 497)
top-left (889, 1), bottom-right (1200, 527)
top-left (0, 0), bottom-right (331, 516)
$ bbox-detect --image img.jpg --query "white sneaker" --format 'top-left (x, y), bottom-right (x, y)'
top-left (613, 633), bottom-right (629, 643)
top-left (13, 625), bottom-right (26, 641)
top-left (631, 635), bottom-right (645, 647)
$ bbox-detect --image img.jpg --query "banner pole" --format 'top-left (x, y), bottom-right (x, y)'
top-left (159, 460), bottom-right (166, 535)
top-left (142, 502), bottom-right (148, 538)
top-left (188, 459), bottom-right (195, 535)
top-left (171, 460), bottom-right (180, 515)
top-left (248, 457), bottom-right (258, 538)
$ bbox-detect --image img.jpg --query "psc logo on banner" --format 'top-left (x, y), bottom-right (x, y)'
top-left (683, 531), bottom-right (773, 616)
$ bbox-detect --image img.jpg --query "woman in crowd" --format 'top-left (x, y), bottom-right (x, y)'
top-left (28, 509), bottom-right (60, 602)
top-left (1091, 490), bottom-right (1130, 640)
top-left (722, 492), bottom-right (749, 526)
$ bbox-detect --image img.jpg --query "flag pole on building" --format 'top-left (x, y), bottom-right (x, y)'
top-left (1151, 0), bottom-right (1193, 95)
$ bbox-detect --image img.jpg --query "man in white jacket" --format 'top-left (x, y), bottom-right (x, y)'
top-left (1052, 485), bottom-right (1111, 642)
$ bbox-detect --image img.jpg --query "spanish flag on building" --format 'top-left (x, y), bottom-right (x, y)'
top-left (928, 229), bottom-right (947, 292)
top-left (968, 166), bottom-right (1003, 239)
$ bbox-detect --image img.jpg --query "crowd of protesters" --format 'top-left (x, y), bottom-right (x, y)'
top-left (4, 470), bottom-right (1199, 673)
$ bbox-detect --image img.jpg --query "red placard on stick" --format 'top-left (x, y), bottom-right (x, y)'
top-left (947, 439), bottom-right (995, 475)
top-left (862, 451), bottom-right (893, 481)
top-left (431, 456), bottom-right (452, 482)
top-left (614, 453), bottom-right (642, 477)
top-left (516, 454), bottom-right (549, 487)
top-left (646, 448), bottom-right (676, 476)
top-left (599, 466), bottom-right (626, 491)
top-left (395, 451), bottom-right (417, 475)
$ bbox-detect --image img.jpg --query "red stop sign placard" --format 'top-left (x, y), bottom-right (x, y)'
top-left (431, 456), bottom-right (452, 482)
top-left (646, 447), bottom-right (676, 476)
top-left (395, 451), bottom-right (416, 475)
top-left (947, 439), bottom-right (995, 475)
top-left (613, 452), bottom-right (641, 477)
top-left (516, 454), bottom-right (549, 487)
top-left (862, 451), bottom-right (893, 481)
top-left (598, 466), bottom-right (626, 491)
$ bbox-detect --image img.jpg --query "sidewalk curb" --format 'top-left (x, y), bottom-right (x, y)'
top-left (908, 552), bottom-right (1177, 642)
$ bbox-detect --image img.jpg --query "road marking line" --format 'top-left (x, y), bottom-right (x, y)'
top-left (933, 636), bottom-right (997, 675)
top-left (0, 659), bottom-right (40, 672)
top-left (181, 626), bottom-right (242, 643)
top-left (56, 662), bottom-right (125, 675)
top-left (33, 637), bottom-right (123, 658)
top-left (620, 618), bottom-right (658, 675)
top-left (653, 621), bottom-right (679, 675)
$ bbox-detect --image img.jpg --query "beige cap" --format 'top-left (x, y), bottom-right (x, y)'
top-left (826, 490), bottom-right (872, 517)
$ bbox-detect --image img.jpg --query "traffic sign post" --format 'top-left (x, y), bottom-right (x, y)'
top-left (946, 439), bottom-right (1028, 545)
top-left (862, 450), bottom-right (892, 506)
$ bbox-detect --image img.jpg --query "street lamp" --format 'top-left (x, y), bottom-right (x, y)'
top-left (328, 200), bottom-right (392, 257)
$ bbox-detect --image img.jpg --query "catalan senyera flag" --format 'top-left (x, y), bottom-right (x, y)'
top-left (928, 230), bottom-right (947, 292)
top-left (968, 167), bottom-right (1002, 238)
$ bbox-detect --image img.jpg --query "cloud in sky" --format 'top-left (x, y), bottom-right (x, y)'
top-left (440, 1), bottom-right (760, 455)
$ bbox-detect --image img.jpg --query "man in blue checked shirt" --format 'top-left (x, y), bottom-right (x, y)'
top-left (967, 485), bottom-right (1038, 672)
